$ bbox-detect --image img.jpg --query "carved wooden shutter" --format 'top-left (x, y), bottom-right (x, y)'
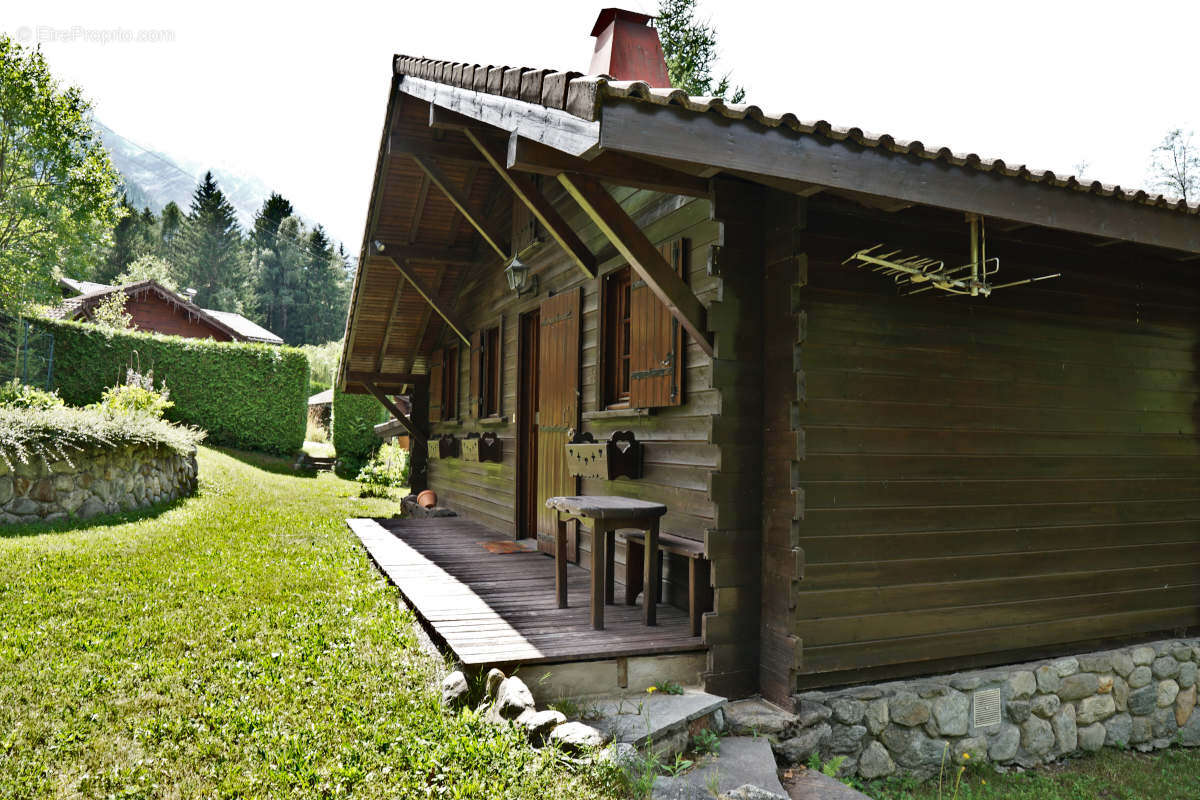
top-left (629, 238), bottom-right (686, 407)
top-left (428, 348), bottom-right (444, 423)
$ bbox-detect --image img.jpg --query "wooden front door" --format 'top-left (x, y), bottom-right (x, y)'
top-left (517, 309), bottom-right (540, 539)
top-left (535, 289), bottom-right (580, 559)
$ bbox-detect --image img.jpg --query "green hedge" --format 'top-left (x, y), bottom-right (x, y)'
top-left (34, 318), bottom-right (308, 455)
top-left (332, 388), bottom-right (388, 475)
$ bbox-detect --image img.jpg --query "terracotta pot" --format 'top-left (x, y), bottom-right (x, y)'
top-left (417, 489), bottom-right (437, 509)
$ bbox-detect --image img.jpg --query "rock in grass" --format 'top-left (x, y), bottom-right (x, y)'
top-left (548, 721), bottom-right (605, 753)
top-left (598, 741), bottom-right (639, 769)
top-left (719, 785), bottom-right (787, 800)
top-left (441, 670), bottom-right (469, 708)
top-left (485, 667), bottom-right (505, 699)
top-left (519, 708), bottom-right (566, 742)
top-left (493, 676), bottom-right (535, 720)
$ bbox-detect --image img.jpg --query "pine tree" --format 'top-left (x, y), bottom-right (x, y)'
top-left (656, 0), bottom-right (744, 102)
top-left (159, 201), bottom-right (183, 254)
top-left (252, 193), bottom-right (294, 252)
top-left (97, 196), bottom-right (158, 282)
top-left (173, 171), bottom-right (244, 308)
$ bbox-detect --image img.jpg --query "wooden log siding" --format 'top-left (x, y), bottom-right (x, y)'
top-left (784, 204), bottom-right (1200, 689)
top-left (699, 178), bottom-right (769, 699)
top-left (758, 191), bottom-right (808, 706)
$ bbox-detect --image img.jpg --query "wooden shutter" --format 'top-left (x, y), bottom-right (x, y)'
top-left (536, 289), bottom-right (581, 558)
top-left (428, 348), bottom-right (444, 422)
top-left (469, 330), bottom-right (483, 418)
top-left (629, 238), bottom-right (686, 407)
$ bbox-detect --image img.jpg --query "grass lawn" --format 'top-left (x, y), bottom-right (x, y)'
top-left (862, 746), bottom-right (1200, 800)
top-left (0, 446), bottom-right (620, 799)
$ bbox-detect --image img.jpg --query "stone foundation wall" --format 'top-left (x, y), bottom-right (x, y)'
top-left (774, 638), bottom-right (1200, 780)
top-left (0, 444), bottom-right (198, 524)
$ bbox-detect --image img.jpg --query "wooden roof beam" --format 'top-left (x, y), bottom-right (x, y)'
top-left (558, 172), bottom-right (714, 358)
top-left (599, 101), bottom-right (1200, 255)
top-left (409, 155), bottom-right (510, 260)
top-left (508, 135), bottom-right (711, 198)
top-left (399, 75), bottom-right (601, 158)
top-left (429, 104), bottom-right (595, 278)
top-left (370, 244), bottom-right (471, 345)
top-left (468, 138), bottom-right (596, 279)
top-left (388, 133), bottom-right (487, 165)
top-left (346, 370), bottom-right (429, 385)
top-left (363, 381), bottom-right (425, 445)
top-left (374, 279), bottom-right (406, 373)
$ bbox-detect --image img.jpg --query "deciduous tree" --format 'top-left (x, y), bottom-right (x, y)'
top-left (0, 34), bottom-right (121, 314)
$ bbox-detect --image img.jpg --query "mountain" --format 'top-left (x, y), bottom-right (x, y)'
top-left (93, 121), bottom-right (283, 236)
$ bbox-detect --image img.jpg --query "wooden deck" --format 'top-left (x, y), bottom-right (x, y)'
top-left (349, 516), bottom-right (704, 666)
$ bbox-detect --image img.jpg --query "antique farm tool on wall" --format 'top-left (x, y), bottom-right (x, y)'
top-left (843, 213), bottom-right (1061, 297)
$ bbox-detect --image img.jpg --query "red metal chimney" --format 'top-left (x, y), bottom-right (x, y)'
top-left (588, 8), bottom-right (672, 87)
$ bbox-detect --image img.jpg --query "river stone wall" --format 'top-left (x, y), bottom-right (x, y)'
top-left (0, 444), bottom-right (198, 524)
top-left (774, 638), bottom-right (1200, 780)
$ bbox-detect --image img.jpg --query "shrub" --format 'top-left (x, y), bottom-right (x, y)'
top-left (332, 387), bottom-right (388, 476)
top-left (0, 379), bottom-right (64, 410)
top-left (31, 317), bottom-right (308, 455)
top-left (356, 441), bottom-right (409, 497)
top-left (93, 378), bottom-right (173, 419)
top-left (0, 404), bottom-right (204, 473)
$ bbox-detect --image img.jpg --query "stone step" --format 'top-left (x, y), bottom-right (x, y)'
top-left (590, 687), bottom-right (727, 758)
top-left (651, 735), bottom-right (788, 799)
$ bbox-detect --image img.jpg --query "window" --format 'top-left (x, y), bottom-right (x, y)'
top-left (599, 239), bottom-right (688, 410)
top-left (601, 266), bottom-right (632, 408)
top-left (441, 345), bottom-right (458, 419)
top-left (471, 325), bottom-right (503, 419)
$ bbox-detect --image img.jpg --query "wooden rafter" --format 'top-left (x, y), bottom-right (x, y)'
top-left (557, 172), bottom-right (714, 357)
top-left (372, 246), bottom-right (471, 345)
top-left (410, 155), bottom-right (509, 260)
top-left (461, 131), bottom-right (596, 279)
top-left (363, 381), bottom-right (425, 445)
top-left (508, 135), bottom-right (711, 199)
top-left (408, 174), bottom-right (431, 243)
top-left (375, 279), bottom-right (406, 372)
top-left (402, 269), bottom-right (447, 376)
top-left (346, 371), bottom-right (429, 385)
top-left (389, 134), bottom-right (486, 165)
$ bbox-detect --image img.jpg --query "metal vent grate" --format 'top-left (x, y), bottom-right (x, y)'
top-left (972, 688), bottom-right (1002, 728)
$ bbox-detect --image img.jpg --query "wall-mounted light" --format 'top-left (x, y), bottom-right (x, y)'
top-left (504, 255), bottom-right (539, 298)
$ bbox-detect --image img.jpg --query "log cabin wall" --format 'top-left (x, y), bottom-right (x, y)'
top-left (769, 197), bottom-right (1200, 691)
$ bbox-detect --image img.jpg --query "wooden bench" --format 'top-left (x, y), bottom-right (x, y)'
top-left (617, 530), bottom-right (711, 636)
top-left (545, 496), bottom-right (667, 630)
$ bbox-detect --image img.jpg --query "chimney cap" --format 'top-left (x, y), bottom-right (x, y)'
top-left (590, 8), bottom-right (654, 37)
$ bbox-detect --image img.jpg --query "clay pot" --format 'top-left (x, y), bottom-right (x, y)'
top-left (417, 489), bottom-right (437, 509)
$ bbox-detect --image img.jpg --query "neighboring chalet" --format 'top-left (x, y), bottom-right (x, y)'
top-left (53, 278), bottom-right (284, 345)
top-left (339, 10), bottom-right (1200, 705)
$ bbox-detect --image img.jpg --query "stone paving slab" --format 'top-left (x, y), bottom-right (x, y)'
top-left (658, 736), bottom-right (787, 797)
top-left (591, 689), bottom-right (726, 747)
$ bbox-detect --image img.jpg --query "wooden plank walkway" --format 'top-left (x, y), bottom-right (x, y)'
top-left (349, 516), bottom-right (704, 666)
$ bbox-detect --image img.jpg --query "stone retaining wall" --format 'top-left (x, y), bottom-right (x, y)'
top-left (0, 444), bottom-right (197, 524)
top-left (775, 638), bottom-right (1200, 780)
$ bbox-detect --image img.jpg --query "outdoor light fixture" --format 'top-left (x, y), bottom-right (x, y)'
top-left (504, 255), bottom-right (539, 298)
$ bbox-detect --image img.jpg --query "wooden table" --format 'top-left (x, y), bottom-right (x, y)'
top-left (545, 496), bottom-right (668, 630)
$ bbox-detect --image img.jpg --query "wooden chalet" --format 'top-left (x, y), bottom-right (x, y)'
top-left (54, 278), bottom-right (284, 345)
top-left (340, 10), bottom-right (1200, 705)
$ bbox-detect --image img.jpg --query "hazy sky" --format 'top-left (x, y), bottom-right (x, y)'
top-left (7, 1), bottom-right (1198, 250)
